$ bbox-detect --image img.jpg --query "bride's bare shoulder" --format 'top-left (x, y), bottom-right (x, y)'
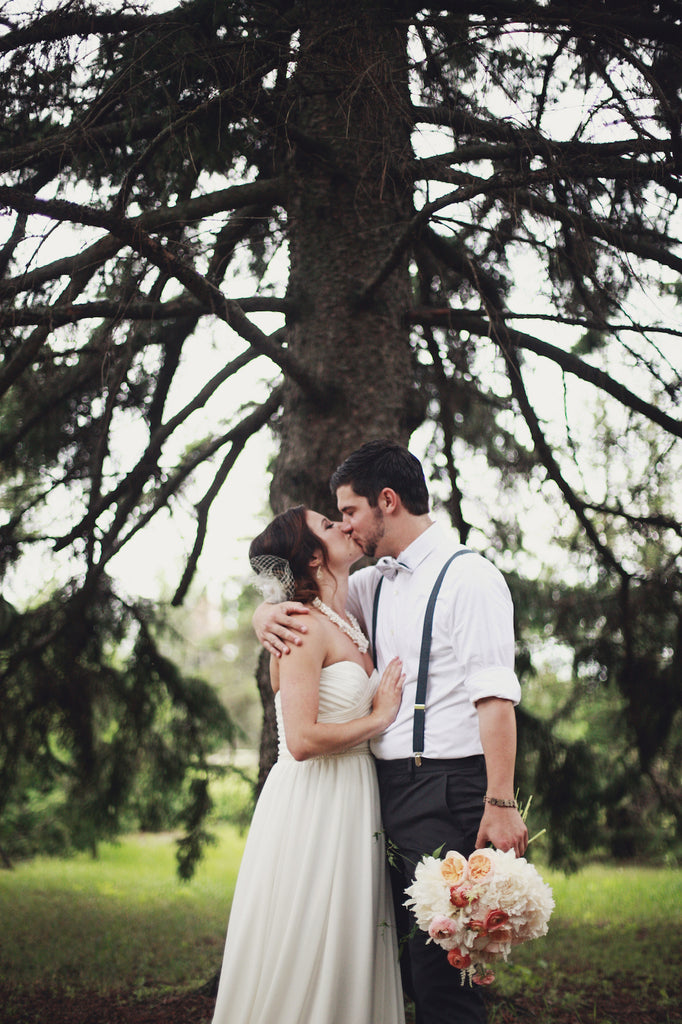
top-left (279, 611), bottom-right (329, 669)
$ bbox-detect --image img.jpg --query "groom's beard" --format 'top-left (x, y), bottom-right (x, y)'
top-left (361, 508), bottom-right (385, 558)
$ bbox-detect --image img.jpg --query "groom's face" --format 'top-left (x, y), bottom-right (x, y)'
top-left (336, 485), bottom-right (387, 558)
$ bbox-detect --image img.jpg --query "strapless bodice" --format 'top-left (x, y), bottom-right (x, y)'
top-left (276, 661), bottom-right (378, 761)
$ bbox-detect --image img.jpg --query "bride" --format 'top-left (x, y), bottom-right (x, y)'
top-left (211, 505), bottom-right (406, 1024)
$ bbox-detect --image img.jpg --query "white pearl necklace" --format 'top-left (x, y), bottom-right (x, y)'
top-left (312, 598), bottom-right (369, 653)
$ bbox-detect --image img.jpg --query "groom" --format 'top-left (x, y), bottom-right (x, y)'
top-left (255, 440), bottom-right (528, 1024)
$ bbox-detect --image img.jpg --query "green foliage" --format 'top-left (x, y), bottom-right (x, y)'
top-left (175, 776), bottom-right (216, 882)
top-left (0, 576), bottom-right (237, 877)
top-left (158, 585), bottom-right (264, 749)
top-left (208, 765), bottom-right (257, 833)
top-left (512, 567), bottom-right (682, 867)
top-left (573, 328), bottom-right (608, 355)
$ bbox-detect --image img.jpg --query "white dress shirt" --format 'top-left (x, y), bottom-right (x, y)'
top-left (346, 523), bottom-right (521, 760)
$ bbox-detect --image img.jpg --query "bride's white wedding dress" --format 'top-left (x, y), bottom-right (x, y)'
top-left (211, 661), bottom-right (405, 1024)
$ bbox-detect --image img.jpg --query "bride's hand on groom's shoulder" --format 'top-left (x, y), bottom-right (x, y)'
top-left (253, 600), bottom-right (310, 657)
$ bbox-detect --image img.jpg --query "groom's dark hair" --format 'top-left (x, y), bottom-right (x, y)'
top-left (330, 439), bottom-right (429, 515)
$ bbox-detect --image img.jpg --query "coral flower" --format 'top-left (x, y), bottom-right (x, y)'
top-left (441, 851), bottom-right (468, 885)
top-left (467, 848), bottom-right (496, 881)
top-left (473, 971), bottom-right (496, 986)
top-left (447, 948), bottom-right (472, 970)
top-left (484, 908), bottom-right (510, 931)
top-left (449, 883), bottom-right (473, 908)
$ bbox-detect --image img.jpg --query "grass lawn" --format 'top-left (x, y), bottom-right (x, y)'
top-left (1, 828), bottom-right (680, 1023)
top-left (0, 826), bottom-right (244, 995)
top-left (487, 863), bottom-right (682, 1023)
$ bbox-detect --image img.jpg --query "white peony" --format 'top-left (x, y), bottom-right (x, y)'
top-left (404, 846), bottom-right (555, 981)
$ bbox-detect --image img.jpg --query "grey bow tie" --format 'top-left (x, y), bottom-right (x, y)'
top-left (375, 556), bottom-right (412, 581)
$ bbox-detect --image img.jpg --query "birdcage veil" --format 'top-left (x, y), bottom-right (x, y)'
top-left (249, 554), bottom-right (296, 603)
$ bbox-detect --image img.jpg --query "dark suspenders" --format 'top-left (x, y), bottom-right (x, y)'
top-left (371, 549), bottom-right (471, 765)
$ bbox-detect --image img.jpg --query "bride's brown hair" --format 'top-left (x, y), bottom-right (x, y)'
top-left (249, 505), bottom-right (331, 603)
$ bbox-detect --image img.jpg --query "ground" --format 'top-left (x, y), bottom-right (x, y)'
top-left (2, 984), bottom-right (681, 1024)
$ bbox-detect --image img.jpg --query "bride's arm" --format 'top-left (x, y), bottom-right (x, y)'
top-left (279, 628), bottom-right (404, 761)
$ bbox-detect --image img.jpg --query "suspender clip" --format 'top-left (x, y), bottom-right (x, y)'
top-left (414, 753), bottom-right (422, 766)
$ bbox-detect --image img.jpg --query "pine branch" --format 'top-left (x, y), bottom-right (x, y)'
top-left (94, 387), bottom-right (283, 588)
top-left (494, 310), bottom-right (682, 343)
top-left (0, 8), bottom-right (160, 52)
top-left (425, 2), bottom-right (682, 52)
top-left (408, 304), bottom-right (682, 439)
top-left (0, 183), bottom-right (285, 306)
top-left (0, 185), bottom-right (319, 395)
top-left (0, 254), bottom-right (106, 399)
top-left (501, 337), bottom-right (628, 579)
top-left (171, 386), bottom-right (284, 605)
top-left (419, 240), bottom-right (637, 577)
top-left (580, 500), bottom-right (682, 540)
top-left (0, 113), bottom-right (168, 175)
top-left (51, 345), bottom-right (265, 554)
top-left (0, 295), bottom-right (292, 329)
top-left (0, 234), bottom-right (122, 300)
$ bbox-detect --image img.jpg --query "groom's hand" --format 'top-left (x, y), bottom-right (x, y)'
top-left (252, 600), bottom-right (310, 657)
top-left (475, 805), bottom-right (528, 858)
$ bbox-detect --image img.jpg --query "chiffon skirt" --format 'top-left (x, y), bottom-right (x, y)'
top-left (211, 662), bottom-right (405, 1024)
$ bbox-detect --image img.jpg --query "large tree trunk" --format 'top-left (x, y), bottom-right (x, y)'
top-left (270, 0), bottom-right (420, 517)
top-left (261, 1), bottom-right (423, 776)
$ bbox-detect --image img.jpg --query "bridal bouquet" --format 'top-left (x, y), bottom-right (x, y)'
top-left (404, 847), bottom-right (555, 985)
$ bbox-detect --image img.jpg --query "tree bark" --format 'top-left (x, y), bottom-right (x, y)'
top-left (258, 0), bottom-right (423, 778)
top-left (270, 0), bottom-right (420, 518)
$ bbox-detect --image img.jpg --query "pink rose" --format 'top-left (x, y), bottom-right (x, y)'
top-left (473, 971), bottom-right (496, 985)
top-left (428, 915), bottom-right (457, 942)
top-left (447, 948), bottom-right (472, 970)
top-left (484, 931), bottom-right (512, 954)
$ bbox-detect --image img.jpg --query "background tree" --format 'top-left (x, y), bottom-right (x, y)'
top-left (1, 0), bottom-right (680, 867)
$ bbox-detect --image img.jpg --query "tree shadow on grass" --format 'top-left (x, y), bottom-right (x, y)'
top-left (2, 983), bottom-right (681, 1024)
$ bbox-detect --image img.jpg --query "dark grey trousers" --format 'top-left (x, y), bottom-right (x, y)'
top-left (376, 755), bottom-right (488, 1024)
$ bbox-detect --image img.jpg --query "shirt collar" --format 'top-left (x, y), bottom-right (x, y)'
top-left (394, 521), bottom-right (444, 571)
